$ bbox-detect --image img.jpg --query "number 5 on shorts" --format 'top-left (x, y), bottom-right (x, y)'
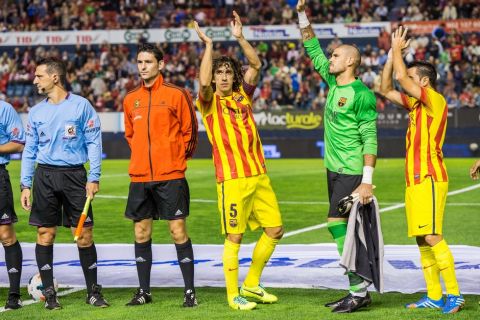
top-left (230, 203), bottom-right (237, 218)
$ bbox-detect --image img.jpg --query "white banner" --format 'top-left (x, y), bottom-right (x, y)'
top-left (19, 111), bottom-right (205, 133)
top-left (0, 22), bottom-right (391, 46)
top-left (1, 244), bottom-right (479, 294)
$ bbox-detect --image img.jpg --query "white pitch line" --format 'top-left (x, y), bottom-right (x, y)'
top-left (101, 174), bottom-right (129, 178)
top-left (281, 222), bottom-right (329, 238)
top-left (0, 287), bottom-right (84, 313)
top-left (445, 203), bottom-right (480, 206)
top-left (95, 195), bottom-right (480, 206)
top-left (96, 195), bottom-right (218, 203)
top-left (281, 183), bottom-right (480, 239)
top-left (447, 183), bottom-right (480, 196)
top-left (77, 184), bottom-right (480, 243)
top-left (96, 195), bottom-right (127, 199)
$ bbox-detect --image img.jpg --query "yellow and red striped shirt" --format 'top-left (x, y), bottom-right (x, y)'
top-left (196, 83), bottom-right (266, 182)
top-left (401, 87), bottom-right (448, 187)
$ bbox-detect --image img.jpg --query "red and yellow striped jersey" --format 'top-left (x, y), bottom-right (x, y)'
top-left (401, 87), bottom-right (448, 187)
top-left (196, 83), bottom-right (266, 182)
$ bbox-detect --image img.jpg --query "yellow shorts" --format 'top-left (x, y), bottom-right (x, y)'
top-left (405, 176), bottom-right (448, 237)
top-left (216, 174), bottom-right (283, 235)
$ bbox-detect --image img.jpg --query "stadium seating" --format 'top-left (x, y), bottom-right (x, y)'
top-left (0, 1), bottom-right (478, 113)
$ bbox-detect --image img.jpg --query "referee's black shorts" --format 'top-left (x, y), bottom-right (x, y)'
top-left (0, 164), bottom-right (17, 225)
top-left (29, 164), bottom-right (93, 228)
top-left (327, 169), bottom-right (362, 218)
top-left (125, 178), bottom-right (190, 222)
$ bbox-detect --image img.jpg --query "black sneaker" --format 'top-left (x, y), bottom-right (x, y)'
top-left (332, 292), bottom-right (371, 313)
top-left (4, 293), bottom-right (22, 310)
top-left (183, 289), bottom-right (198, 307)
top-left (125, 288), bottom-right (152, 306)
top-left (86, 284), bottom-right (110, 308)
top-left (44, 286), bottom-right (61, 310)
top-left (325, 293), bottom-right (351, 308)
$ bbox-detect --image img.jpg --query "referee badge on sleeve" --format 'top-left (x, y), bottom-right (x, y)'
top-left (64, 124), bottom-right (77, 138)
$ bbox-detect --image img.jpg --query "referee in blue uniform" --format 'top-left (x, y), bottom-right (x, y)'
top-left (20, 58), bottom-right (108, 309)
top-left (0, 100), bottom-right (25, 310)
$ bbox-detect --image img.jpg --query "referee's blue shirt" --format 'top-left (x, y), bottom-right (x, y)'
top-left (21, 93), bottom-right (102, 188)
top-left (0, 100), bottom-right (25, 165)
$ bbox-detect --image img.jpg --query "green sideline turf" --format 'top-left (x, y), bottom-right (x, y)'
top-left (6, 158), bottom-right (480, 246)
top-left (0, 287), bottom-right (479, 320)
top-left (2, 159), bottom-right (479, 318)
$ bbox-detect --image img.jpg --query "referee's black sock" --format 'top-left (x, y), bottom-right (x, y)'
top-left (4, 241), bottom-right (22, 295)
top-left (35, 243), bottom-right (54, 290)
top-left (78, 243), bottom-right (98, 294)
top-left (175, 238), bottom-right (195, 292)
top-left (135, 239), bottom-right (152, 292)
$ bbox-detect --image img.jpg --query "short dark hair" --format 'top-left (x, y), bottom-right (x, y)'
top-left (36, 57), bottom-right (67, 86)
top-left (137, 43), bottom-right (163, 62)
top-left (212, 56), bottom-right (243, 92)
top-left (407, 60), bottom-right (437, 88)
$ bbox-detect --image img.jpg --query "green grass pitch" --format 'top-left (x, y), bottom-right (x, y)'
top-left (1, 158), bottom-right (479, 318)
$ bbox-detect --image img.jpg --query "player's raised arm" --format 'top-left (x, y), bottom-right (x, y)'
top-left (380, 49), bottom-right (407, 108)
top-left (194, 21), bottom-right (214, 102)
top-left (297, 0), bottom-right (315, 41)
top-left (231, 11), bottom-right (261, 86)
top-left (297, 0), bottom-right (336, 86)
top-left (392, 26), bottom-right (422, 100)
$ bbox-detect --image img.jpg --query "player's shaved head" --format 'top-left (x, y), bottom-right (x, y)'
top-left (329, 44), bottom-right (362, 76)
top-left (337, 44), bottom-right (361, 69)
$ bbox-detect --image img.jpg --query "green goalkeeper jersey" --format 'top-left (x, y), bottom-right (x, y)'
top-left (304, 38), bottom-right (378, 175)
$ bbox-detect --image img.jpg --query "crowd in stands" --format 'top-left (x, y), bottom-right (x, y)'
top-left (250, 27), bottom-right (480, 111)
top-left (1, 0), bottom-right (479, 32)
top-left (1, 27), bottom-right (479, 113)
top-left (0, 1), bottom-right (479, 113)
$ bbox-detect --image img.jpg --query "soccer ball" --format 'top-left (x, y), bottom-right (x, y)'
top-left (27, 273), bottom-right (58, 301)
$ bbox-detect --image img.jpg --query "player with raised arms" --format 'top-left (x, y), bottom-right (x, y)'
top-left (380, 26), bottom-right (464, 314)
top-left (297, 0), bottom-right (378, 313)
top-left (193, 11), bottom-right (284, 311)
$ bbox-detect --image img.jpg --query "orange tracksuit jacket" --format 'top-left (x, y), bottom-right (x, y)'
top-left (123, 75), bottom-right (198, 182)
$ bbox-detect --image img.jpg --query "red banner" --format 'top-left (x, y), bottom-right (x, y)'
top-left (392, 19), bottom-right (480, 35)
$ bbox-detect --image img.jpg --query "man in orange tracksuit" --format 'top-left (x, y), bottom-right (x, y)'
top-left (123, 43), bottom-right (198, 307)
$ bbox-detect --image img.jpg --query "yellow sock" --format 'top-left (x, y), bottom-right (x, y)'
top-left (223, 239), bottom-right (240, 302)
top-left (431, 239), bottom-right (460, 296)
top-left (419, 246), bottom-right (442, 300)
top-left (243, 233), bottom-right (279, 288)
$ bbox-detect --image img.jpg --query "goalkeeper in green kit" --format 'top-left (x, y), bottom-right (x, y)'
top-left (297, 0), bottom-right (378, 313)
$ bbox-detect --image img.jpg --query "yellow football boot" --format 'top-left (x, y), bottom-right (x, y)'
top-left (228, 295), bottom-right (257, 310)
top-left (240, 284), bottom-right (278, 304)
